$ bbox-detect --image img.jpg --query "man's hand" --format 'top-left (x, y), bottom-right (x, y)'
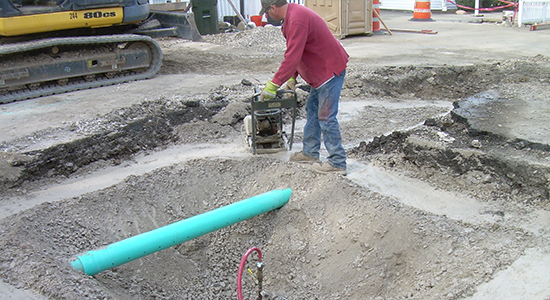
top-left (281, 77), bottom-right (297, 91)
top-left (260, 80), bottom-right (279, 101)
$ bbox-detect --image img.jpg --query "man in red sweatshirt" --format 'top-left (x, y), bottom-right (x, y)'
top-left (260, 0), bottom-right (349, 175)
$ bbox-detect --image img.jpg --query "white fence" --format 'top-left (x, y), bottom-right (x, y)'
top-left (218, 0), bottom-right (304, 20)
top-left (517, 0), bottom-right (550, 26)
top-left (148, 0), bottom-right (304, 21)
top-left (380, 0), bottom-right (457, 11)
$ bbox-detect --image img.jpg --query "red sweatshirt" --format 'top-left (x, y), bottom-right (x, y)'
top-left (272, 3), bottom-right (349, 89)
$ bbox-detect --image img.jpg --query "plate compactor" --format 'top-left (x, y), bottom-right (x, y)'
top-left (244, 86), bottom-right (298, 154)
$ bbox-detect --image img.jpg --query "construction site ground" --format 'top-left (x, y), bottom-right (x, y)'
top-left (1, 10), bottom-right (550, 300)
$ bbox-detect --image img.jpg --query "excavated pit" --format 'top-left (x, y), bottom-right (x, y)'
top-left (1, 26), bottom-right (550, 300)
top-left (0, 157), bottom-right (537, 299)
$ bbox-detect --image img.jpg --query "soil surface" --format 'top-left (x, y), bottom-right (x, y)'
top-left (1, 11), bottom-right (550, 300)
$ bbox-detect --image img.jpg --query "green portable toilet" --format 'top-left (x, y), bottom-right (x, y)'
top-left (191, 0), bottom-right (219, 35)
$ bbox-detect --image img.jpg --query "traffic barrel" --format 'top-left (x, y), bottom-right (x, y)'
top-left (373, 0), bottom-right (381, 32)
top-left (410, 0), bottom-right (434, 21)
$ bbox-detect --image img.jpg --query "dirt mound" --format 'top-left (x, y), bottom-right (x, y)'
top-left (349, 113), bottom-right (550, 210)
top-left (201, 26), bottom-right (286, 56)
top-left (0, 157), bottom-right (535, 299)
top-left (157, 27), bottom-right (285, 76)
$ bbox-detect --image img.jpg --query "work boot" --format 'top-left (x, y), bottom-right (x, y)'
top-left (311, 162), bottom-right (347, 175)
top-left (289, 152), bottom-right (320, 164)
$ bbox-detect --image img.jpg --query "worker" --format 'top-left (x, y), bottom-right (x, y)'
top-left (259, 0), bottom-right (349, 175)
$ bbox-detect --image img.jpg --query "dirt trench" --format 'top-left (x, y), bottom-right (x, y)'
top-left (1, 29), bottom-right (550, 299)
top-left (3, 55), bottom-right (550, 194)
top-left (0, 156), bottom-right (539, 299)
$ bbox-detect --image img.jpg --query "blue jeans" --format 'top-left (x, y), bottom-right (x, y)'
top-left (302, 70), bottom-right (347, 169)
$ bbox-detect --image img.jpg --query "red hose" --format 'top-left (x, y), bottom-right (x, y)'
top-left (237, 247), bottom-right (263, 300)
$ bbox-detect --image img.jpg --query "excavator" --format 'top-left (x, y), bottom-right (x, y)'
top-left (0, 0), bottom-right (200, 103)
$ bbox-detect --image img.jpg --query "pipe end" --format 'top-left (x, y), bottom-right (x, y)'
top-left (70, 258), bottom-right (84, 273)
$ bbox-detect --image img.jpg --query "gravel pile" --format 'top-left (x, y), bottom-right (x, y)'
top-left (202, 26), bottom-right (286, 56)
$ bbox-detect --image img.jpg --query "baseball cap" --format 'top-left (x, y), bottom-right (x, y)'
top-left (259, 0), bottom-right (279, 15)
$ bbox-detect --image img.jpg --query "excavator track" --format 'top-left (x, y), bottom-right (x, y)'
top-left (0, 34), bottom-right (162, 104)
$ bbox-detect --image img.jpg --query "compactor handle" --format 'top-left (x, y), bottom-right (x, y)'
top-left (254, 85), bottom-right (262, 102)
top-left (276, 89), bottom-right (297, 99)
top-left (253, 85), bottom-right (296, 102)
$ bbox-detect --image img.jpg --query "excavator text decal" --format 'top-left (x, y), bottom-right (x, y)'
top-left (83, 11), bottom-right (117, 19)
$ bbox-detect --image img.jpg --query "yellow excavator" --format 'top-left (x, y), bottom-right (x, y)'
top-left (0, 0), bottom-right (200, 103)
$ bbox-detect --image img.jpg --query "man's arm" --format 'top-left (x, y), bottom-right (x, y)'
top-left (272, 22), bottom-right (308, 86)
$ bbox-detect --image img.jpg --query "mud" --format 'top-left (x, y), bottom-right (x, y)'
top-left (1, 12), bottom-right (550, 300)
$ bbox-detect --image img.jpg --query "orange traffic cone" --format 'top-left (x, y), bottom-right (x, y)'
top-left (372, 0), bottom-right (381, 32)
top-left (410, 0), bottom-right (434, 21)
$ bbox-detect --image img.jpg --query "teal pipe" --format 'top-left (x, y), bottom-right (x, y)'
top-left (71, 188), bottom-right (292, 276)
